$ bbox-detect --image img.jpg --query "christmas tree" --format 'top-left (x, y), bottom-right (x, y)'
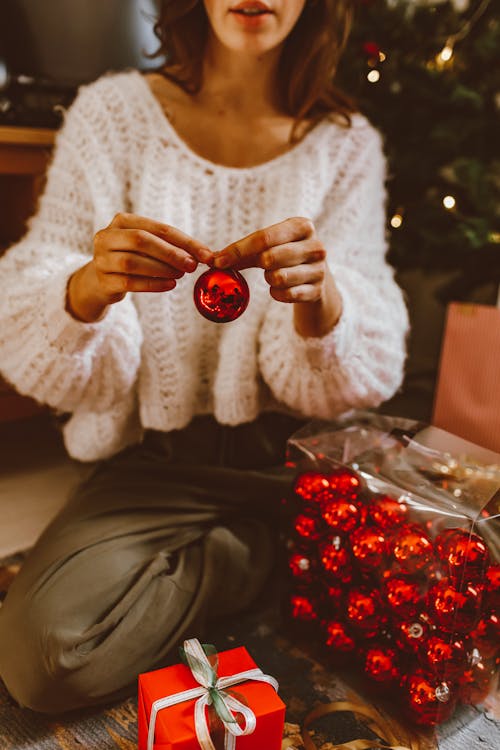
top-left (336, 0), bottom-right (499, 299)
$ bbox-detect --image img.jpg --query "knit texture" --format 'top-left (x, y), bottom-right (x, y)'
top-left (0, 70), bottom-right (408, 461)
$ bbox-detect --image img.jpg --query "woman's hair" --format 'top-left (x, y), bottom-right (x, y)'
top-left (151, 0), bottom-right (357, 142)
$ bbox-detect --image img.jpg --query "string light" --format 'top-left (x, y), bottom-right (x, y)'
top-left (443, 195), bottom-right (456, 210)
top-left (390, 214), bottom-right (403, 228)
top-left (367, 70), bottom-right (380, 83)
top-left (433, 0), bottom-right (491, 68)
top-left (438, 44), bottom-right (454, 63)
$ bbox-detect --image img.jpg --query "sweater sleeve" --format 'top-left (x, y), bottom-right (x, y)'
top-left (0, 78), bottom-right (143, 414)
top-left (258, 120), bottom-right (408, 419)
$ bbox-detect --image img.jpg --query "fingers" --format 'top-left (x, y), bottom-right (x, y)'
top-left (108, 213), bottom-right (214, 265)
top-left (264, 261), bottom-right (325, 290)
top-left (270, 283), bottom-right (324, 303)
top-left (259, 241), bottom-right (326, 271)
top-left (94, 228), bottom-right (206, 274)
top-left (95, 272), bottom-right (178, 297)
top-left (94, 244), bottom-right (187, 278)
top-left (214, 216), bottom-right (315, 269)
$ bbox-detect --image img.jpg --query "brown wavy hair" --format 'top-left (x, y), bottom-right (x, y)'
top-left (150, 0), bottom-right (357, 143)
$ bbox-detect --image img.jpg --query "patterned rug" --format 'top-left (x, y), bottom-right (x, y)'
top-left (0, 554), bottom-right (498, 750)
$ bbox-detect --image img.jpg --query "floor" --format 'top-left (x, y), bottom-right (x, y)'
top-left (0, 416), bottom-right (499, 748)
top-left (0, 414), bottom-right (89, 556)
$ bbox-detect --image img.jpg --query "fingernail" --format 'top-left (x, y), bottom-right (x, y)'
top-left (199, 247), bottom-right (213, 261)
top-left (184, 258), bottom-right (197, 271)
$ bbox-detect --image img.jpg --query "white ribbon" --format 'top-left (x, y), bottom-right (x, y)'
top-left (147, 638), bottom-right (279, 750)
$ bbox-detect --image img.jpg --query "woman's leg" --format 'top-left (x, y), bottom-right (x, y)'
top-left (0, 414), bottom-right (300, 714)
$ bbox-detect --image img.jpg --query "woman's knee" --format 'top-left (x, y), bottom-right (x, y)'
top-left (0, 590), bottom-right (94, 713)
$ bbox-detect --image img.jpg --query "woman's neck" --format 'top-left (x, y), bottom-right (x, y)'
top-left (195, 36), bottom-right (283, 117)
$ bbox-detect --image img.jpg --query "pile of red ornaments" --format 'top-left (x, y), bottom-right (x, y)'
top-left (286, 466), bottom-right (500, 726)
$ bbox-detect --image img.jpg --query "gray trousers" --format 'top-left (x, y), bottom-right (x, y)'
top-left (0, 413), bottom-right (302, 714)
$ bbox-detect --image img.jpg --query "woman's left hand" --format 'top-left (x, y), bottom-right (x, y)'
top-left (213, 216), bottom-right (343, 336)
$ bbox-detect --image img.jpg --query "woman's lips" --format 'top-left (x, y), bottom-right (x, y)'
top-left (230, 10), bottom-right (272, 27)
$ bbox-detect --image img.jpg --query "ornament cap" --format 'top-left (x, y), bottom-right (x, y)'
top-left (435, 683), bottom-right (451, 703)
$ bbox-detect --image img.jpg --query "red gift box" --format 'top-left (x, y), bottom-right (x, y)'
top-left (138, 644), bottom-right (285, 750)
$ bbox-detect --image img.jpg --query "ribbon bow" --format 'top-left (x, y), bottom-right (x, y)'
top-left (147, 638), bottom-right (279, 750)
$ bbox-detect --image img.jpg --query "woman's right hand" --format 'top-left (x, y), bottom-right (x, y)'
top-left (66, 213), bottom-right (214, 322)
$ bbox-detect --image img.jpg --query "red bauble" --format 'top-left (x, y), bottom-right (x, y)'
top-left (320, 539), bottom-right (353, 583)
top-left (327, 467), bottom-right (363, 501)
top-left (290, 593), bottom-right (318, 622)
top-left (394, 619), bottom-right (430, 655)
top-left (293, 511), bottom-right (323, 541)
top-left (363, 41), bottom-right (381, 59)
top-left (288, 552), bottom-right (314, 583)
top-left (293, 467), bottom-right (362, 508)
top-left (321, 497), bottom-right (363, 534)
top-left (293, 472), bottom-right (332, 504)
top-left (324, 620), bottom-right (357, 655)
top-left (484, 564), bottom-right (500, 613)
top-left (384, 575), bottom-right (423, 618)
top-left (346, 587), bottom-right (387, 636)
top-left (423, 634), bottom-right (469, 681)
top-left (459, 660), bottom-right (495, 705)
top-left (427, 579), bottom-right (482, 633)
top-left (366, 494), bottom-right (408, 529)
top-left (350, 526), bottom-right (388, 572)
top-left (401, 670), bottom-right (455, 726)
top-left (363, 644), bottom-right (400, 685)
top-left (470, 612), bottom-right (500, 660)
top-left (391, 524), bottom-right (435, 575)
top-left (436, 528), bottom-right (490, 584)
top-left (193, 268), bottom-right (249, 322)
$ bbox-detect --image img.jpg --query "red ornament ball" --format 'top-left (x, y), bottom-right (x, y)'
top-left (288, 552), bottom-right (314, 583)
top-left (350, 526), bottom-right (388, 572)
top-left (459, 660), bottom-right (495, 705)
top-left (391, 524), bottom-right (435, 575)
top-left (484, 564), bottom-right (500, 613)
top-left (289, 593), bottom-right (318, 622)
top-left (293, 472), bottom-right (332, 504)
top-left (193, 268), bottom-right (249, 322)
top-left (401, 670), bottom-right (455, 726)
top-left (320, 539), bottom-right (353, 584)
top-left (423, 634), bottom-right (469, 681)
top-left (324, 620), bottom-right (357, 655)
top-left (436, 528), bottom-right (490, 584)
top-left (363, 644), bottom-right (400, 685)
top-left (293, 511), bottom-right (323, 541)
top-left (470, 612), bottom-right (500, 660)
top-left (321, 497), bottom-right (363, 534)
top-left (366, 494), bottom-right (408, 529)
top-left (327, 467), bottom-right (363, 501)
top-left (384, 575), bottom-right (423, 618)
top-left (346, 587), bottom-right (387, 636)
top-left (427, 579), bottom-right (482, 633)
top-left (394, 619), bottom-right (429, 655)
top-left (363, 41), bottom-right (381, 58)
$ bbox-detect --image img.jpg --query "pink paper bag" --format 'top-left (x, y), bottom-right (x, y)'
top-left (433, 302), bottom-right (500, 453)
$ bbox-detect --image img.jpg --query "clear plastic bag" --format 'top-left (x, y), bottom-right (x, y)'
top-left (284, 410), bottom-right (500, 730)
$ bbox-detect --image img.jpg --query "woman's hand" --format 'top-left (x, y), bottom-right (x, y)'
top-left (213, 216), bottom-right (343, 337)
top-left (67, 213), bottom-right (214, 322)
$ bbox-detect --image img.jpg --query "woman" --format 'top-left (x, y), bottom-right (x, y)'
top-left (0, 0), bottom-right (408, 713)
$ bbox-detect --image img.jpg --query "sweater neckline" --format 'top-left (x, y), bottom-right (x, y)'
top-left (134, 70), bottom-right (328, 176)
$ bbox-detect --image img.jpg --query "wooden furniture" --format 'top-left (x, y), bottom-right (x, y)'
top-left (0, 126), bottom-right (56, 422)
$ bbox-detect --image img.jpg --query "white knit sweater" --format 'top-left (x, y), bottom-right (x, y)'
top-left (0, 70), bottom-right (408, 462)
